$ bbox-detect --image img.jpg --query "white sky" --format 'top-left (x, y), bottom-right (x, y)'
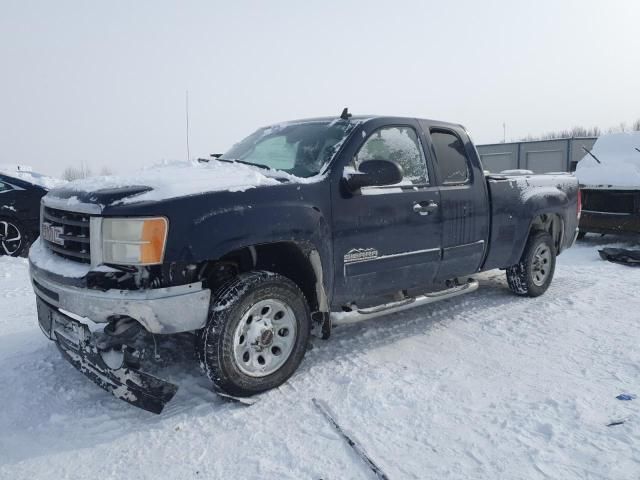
top-left (1, 0), bottom-right (639, 177)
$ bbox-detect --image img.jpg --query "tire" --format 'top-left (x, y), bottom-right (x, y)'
top-left (576, 231), bottom-right (587, 241)
top-left (506, 231), bottom-right (556, 297)
top-left (0, 217), bottom-right (29, 257)
top-left (198, 271), bottom-right (311, 397)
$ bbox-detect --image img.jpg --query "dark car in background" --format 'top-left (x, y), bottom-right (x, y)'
top-left (0, 167), bottom-right (63, 256)
top-left (575, 132), bottom-right (640, 237)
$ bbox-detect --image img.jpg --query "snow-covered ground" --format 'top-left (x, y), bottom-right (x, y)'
top-left (1, 237), bottom-right (639, 479)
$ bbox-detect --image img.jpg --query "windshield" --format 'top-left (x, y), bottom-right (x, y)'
top-left (221, 120), bottom-right (355, 178)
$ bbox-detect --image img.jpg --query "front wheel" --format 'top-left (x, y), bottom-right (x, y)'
top-left (506, 231), bottom-right (556, 297)
top-left (198, 271), bottom-right (311, 397)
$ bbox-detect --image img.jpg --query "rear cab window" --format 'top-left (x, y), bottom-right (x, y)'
top-left (430, 129), bottom-right (471, 184)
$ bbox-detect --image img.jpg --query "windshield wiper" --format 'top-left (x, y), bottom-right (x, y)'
top-left (209, 157), bottom-right (272, 170)
top-left (230, 159), bottom-right (272, 170)
top-left (582, 146), bottom-right (602, 164)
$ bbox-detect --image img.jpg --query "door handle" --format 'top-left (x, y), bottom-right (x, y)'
top-left (413, 201), bottom-right (439, 216)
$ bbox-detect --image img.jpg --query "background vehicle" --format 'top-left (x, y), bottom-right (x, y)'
top-left (575, 132), bottom-right (640, 238)
top-left (29, 113), bottom-right (580, 413)
top-left (0, 166), bottom-right (63, 256)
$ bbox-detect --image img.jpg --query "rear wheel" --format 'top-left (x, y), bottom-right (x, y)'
top-left (0, 217), bottom-right (28, 257)
top-left (198, 271), bottom-right (311, 397)
top-left (506, 231), bottom-right (556, 297)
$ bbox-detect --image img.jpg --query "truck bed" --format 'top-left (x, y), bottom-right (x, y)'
top-left (482, 173), bottom-right (580, 271)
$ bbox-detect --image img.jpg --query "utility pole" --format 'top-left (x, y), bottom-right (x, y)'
top-left (185, 90), bottom-right (191, 162)
top-left (503, 122), bottom-right (506, 143)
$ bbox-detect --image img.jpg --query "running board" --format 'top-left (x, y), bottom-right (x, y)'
top-left (332, 279), bottom-right (479, 325)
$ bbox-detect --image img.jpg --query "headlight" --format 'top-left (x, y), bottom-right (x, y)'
top-left (101, 217), bottom-right (168, 265)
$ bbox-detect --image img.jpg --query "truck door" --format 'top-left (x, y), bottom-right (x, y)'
top-left (423, 125), bottom-right (490, 280)
top-left (331, 119), bottom-right (442, 308)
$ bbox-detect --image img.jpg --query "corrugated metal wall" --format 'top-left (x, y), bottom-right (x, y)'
top-left (476, 137), bottom-right (597, 173)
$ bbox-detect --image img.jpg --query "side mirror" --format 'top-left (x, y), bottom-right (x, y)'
top-left (344, 160), bottom-right (403, 191)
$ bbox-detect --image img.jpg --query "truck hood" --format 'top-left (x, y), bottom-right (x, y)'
top-left (46, 161), bottom-right (316, 208)
top-left (575, 132), bottom-right (640, 189)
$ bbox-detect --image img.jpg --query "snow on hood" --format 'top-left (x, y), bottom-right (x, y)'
top-left (575, 132), bottom-right (640, 188)
top-left (0, 165), bottom-right (66, 190)
top-left (57, 161), bottom-right (319, 206)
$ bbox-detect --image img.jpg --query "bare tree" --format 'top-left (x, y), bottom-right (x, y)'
top-left (520, 125), bottom-right (601, 142)
top-left (633, 119), bottom-right (640, 131)
top-left (99, 166), bottom-right (114, 176)
top-left (61, 163), bottom-right (92, 181)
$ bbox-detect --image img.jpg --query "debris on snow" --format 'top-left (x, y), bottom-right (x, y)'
top-left (616, 393), bottom-right (637, 401)
top-left (313, 398), bottom-right (389, 480)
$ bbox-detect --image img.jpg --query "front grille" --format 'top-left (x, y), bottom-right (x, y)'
top-left (582, 190), bottom-right (639, 214)
top-left (42, 206), bottom-right (91, 263)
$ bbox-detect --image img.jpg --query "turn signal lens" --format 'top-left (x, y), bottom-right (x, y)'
top-left (141, 218), bottom-right (168, 264)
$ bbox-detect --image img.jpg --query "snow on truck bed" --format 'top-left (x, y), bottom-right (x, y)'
top-left (1, 239), bottom-right (640, 479)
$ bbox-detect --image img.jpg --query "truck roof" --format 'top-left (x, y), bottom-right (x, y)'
top-left (269, 115), bottom-right (465, 131)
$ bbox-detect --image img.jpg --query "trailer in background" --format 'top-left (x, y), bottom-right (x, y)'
top-left (477, 137), bottom-right (597, 174)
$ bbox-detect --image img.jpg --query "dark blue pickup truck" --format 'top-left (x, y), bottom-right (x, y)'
top-left (29, 112), bottom-right (580, 412)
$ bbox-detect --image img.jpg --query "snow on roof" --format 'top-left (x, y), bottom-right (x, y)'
top-left (0, 164), bottom-right (66, 190)
top-left (61, 160), bottom-right (320, 205)
top-left (575, 132), bottom-right (640, 188)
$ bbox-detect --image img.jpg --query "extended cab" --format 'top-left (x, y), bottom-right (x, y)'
top-left (29, 113), bottom-right (580, 412)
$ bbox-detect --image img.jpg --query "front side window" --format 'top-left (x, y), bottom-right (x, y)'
top-left (354, 126), bottom-right (429, 185)
top-left (430, 129), bottom-right (470, 184)
top-left (221, 120), bottom-right (356, 178)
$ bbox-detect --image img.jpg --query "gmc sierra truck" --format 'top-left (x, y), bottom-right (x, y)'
top-left (29, 112), bottom-right (580, 413)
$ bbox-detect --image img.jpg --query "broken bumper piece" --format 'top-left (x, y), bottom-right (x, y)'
top-left (37, 298), bottom-right (178, 414)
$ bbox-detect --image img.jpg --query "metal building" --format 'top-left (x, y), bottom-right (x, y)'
top-left (476, 137), bottom-right (597, 174)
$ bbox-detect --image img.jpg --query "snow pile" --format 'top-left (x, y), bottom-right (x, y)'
top-left (2, 238), bottom-right (640, 478)
top-left (59, 161), bottom-right (318, 205)
top-left (0, 165), bottom-right (66, 190)
top-left (575, 132), bottom-right (640, 188)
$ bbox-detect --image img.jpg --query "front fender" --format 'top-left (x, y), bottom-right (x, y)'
top-left (188, 202), bottom-right (334, 313)
top-left (188, 202), bottom-right (330, 262)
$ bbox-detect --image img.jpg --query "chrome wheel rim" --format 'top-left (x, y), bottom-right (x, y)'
top-left (233, 298), bottom-right (297, 377)
top-left (531, 243), bottom-right (551, 286)
top-left (0, 221), bottom-right (22, 255)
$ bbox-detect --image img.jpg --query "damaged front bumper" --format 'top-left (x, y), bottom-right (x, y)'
top-left (30, 261), bottom-right (211, 334)
top-left (37, 297), bottom-right (178, 414)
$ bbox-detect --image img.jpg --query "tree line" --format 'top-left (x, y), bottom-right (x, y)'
top-left (519, 118), bottom-right (640, 142)
top-left (61, 163), bottom-right (113, 181)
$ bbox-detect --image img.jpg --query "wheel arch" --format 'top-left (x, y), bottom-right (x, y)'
top-left (528, 212), bottom-right (564, 254)
top-left (203, 240), bottom-right (329, 315)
